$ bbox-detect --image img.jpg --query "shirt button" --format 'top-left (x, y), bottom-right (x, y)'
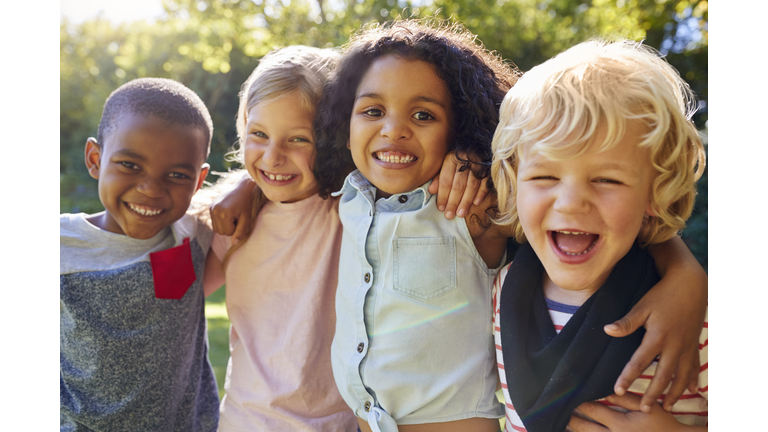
top-left (398, 195), bottom-right (408, 203)
top-left (364, 401), bottom-right (371, 412)
top-left (364, 273), bottom-right (371, 283)
top-left (357, 342), bottom-right (365, 353)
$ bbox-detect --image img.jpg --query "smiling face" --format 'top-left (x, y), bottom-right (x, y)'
top-left (85, 113), bottom-right (209, 239)
top-left (349, 55), bottom-right (453, 199)
top-left (515, 122), bottom-right (656, 305)
top-left (243, 91), bottom-right (318, 203)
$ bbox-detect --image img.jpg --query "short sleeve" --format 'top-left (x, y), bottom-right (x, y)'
top-left (211, 233), bottom-right (232, 262)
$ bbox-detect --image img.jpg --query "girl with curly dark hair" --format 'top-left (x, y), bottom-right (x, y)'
top-left (317, 18), bottom-right (519, 432)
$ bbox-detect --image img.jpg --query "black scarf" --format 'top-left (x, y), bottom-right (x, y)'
top-left (499, 242), bottom-right (658, 432)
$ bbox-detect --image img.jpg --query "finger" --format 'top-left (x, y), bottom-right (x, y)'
top-left (638, 348), bottom-right (678, 413)
top-left (604, 392), bottom-right (643, 411)
top-left (445, 169), bottom-right (478, 217)
top-left (455, 173), bottom-right (481, 218)
top-left (662, 344), bottom-right (699, 410)
top-left (211, 212), bottom-right (236, 236)
top-left (435, 154), bottom-right (459, 213)
top-left (604, 303), bottom-right (649, 338)
top-left (613, 331), bottom-right (661, 396)
top-left (568, 408), bottom-right (608, 432)
top-left (428, 172), bottom-right (440, 195)
top-left (576, 401), bottom-right (625, 425)
top-left (443, 166), bottom-right (470, 219)
top-left (473, 177), bottom-right (490, 206)
top-left (231, 212), bottom-right (251, 246)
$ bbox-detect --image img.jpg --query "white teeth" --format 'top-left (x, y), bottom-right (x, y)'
top-left (554, 231), bottom-right (598, 256)
top-left (128, 203), bottom-right (162, 216)
top-left (265, 172), bottom-right (296, 181)
top-left (376, 152), bottom-right (416, 163)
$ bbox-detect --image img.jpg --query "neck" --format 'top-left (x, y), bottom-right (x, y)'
top-left (541, 272), bottom-right (600, 307)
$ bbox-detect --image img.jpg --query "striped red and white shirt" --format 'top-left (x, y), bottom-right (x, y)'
top-left (492, 263), bottom-right (708, 431)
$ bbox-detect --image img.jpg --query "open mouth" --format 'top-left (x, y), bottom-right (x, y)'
top-left (261, 170), bottom-right (297, 182)
top-left (551, 230), bottom-right (599, 256)
top-left (127, 203), bottom-right (164, 217)
top-left (374, 151), bottom-right (417, 164)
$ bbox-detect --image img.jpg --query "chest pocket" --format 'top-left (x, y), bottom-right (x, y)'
top-left (393, 237), bottom-right (457, 301)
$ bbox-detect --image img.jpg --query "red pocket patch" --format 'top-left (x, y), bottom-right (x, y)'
top-left (150, 237), bottom-right (197, 300)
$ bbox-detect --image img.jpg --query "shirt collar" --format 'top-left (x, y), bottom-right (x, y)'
top-left (335, 170), bottom-right (434, 211)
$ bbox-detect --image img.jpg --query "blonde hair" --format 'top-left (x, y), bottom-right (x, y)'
top-left (230, 45), bottom-right (340, 164)
top-left (222, 45), bottom-right (339, 268)
top-left (491, 39), bottom-right (706, 246)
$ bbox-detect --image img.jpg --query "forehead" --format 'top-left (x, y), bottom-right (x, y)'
top-left (105, 113), bottom-right (208, 164)
top-left (246, 92), bottom-right (315, 124)
top-left (519, 119), bottom-right (650, 162)
top-left (357, 55), bottom-right (451, 105)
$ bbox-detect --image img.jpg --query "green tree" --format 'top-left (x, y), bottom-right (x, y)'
top-left (61, 0), bottom-right (707, 267)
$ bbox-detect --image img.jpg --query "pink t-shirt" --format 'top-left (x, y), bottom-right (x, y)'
top-left (212, 194), bottom-right (357, 431)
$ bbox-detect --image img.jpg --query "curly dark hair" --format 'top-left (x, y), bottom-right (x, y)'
top-left (313, 18), bottom-right (520, 198)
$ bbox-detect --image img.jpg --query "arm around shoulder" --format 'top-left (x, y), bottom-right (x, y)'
top-left (466, 193), bottom-right (510, 269)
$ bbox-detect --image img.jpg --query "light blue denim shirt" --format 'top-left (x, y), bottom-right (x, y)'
top-left (331, 171), bottom-right (504, 432)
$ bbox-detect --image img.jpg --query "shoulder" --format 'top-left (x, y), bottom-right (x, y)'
top-left (172, 213), bottom-right (213, 254)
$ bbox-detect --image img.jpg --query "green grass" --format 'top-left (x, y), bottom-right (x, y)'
top-left (204, 286), bottom-right (231, 399)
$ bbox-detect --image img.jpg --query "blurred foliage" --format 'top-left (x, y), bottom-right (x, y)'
top-left (60, 0), bottom-right (707, 268)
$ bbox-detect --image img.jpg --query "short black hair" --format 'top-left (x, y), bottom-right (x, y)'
top-left (313, 18), bottom-right (520, 198)
top-left (97, 77), bottom-right (213, 156)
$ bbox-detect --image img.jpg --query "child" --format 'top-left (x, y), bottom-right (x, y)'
top-left (60, 78), bottom-right (219, 431)
top-left (490, 40), bottom-right (708, 431)
top-left (312, 20), bottom-right (707, 432)
top-left (202, 45), bottom-right (360, 431)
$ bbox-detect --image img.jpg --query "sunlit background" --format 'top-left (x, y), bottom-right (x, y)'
top-left (59, 0), bottom-right (709, 404)
top-left (61, 0), bottom-right (166, 23)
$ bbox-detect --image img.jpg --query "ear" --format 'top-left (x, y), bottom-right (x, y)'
top-left (195, 163), bottom-right (210, 192)
top-left (346, 139), bottom-right (350, 150)
top-left (645, 200), bottom-right (659, 217)
top-left (84, 138), bottom-right (102, 180)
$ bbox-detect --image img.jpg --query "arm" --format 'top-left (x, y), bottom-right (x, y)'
top-left (427, 151), bottom-right (490, 220)
top-left (465, 192), bottom-right (509, 269)
top-left (569, 393), bottom-right (706, 432)
top-left (209, 171), bottom-right (258, 245)
top-left (606, 236), bottom-right (707, 412)
top-left (203, 250), bottom-right (225, 297)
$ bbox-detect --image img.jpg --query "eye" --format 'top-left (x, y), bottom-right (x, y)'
top-left (119, 161), bottom-right (140, 170)
top-left (251, 131), bottom-right (267, 139)
top-left (362, 108), bottom-right (383, 118)
top-left (531, 175), bottom-right (557, 181)
top-left (168, 172), bottom-right (191, 180)
top-left (595, 178), bottom-right (622, 185)
top-left (413, 111), bottom-right (435, 121)
top-left (289, 136), bottom-right (312, 143)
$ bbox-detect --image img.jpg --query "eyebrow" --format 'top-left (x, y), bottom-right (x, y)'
top-left (355, 92), bottom-right (449, 109)
top-left (521, 159), bottom-right (638, 174)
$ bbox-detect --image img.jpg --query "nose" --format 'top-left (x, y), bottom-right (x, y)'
top-left (552, 180), bottom-right (591, 215)
top-left (380, 113), bottom-right (411, 142)
top-left (262, 140), bottom-right (285, 167)
top-left (136, 174), bottom-right (165, 198)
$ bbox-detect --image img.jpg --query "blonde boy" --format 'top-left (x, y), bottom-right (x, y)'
top-left (490, 40), bottom-right (707, 431)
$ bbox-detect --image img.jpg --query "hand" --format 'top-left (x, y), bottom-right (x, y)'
top-left (209, 173), bottom-right (258, 244)
top-left (569, 393), bottom-right (699, 432)
top-left (428, 151), bottom-right (489, 219)
top-left (605, 283), bottom-right (704, 412)
top-left (606, 236), bottom-right (706, 412)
